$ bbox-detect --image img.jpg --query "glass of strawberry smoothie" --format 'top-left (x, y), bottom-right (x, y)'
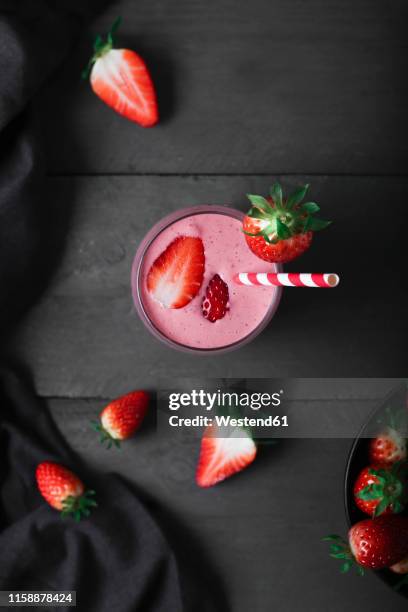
top-left (131, 206), bottom-right (282, 354)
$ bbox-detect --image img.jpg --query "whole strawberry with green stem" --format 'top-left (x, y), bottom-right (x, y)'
top-left (92, 390), bottom-right (149, 448)
top-left (324, 514), bottom-right (408, 574)
top-left (354, 462), bottom-right (406, 517)
top-left (36, 462), bottom-right (97, 521)
top-left (242, 182), bottom-right (331, 263)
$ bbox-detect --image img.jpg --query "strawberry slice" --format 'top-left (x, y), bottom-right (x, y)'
top-left (196, 423), bottom-right (257, 487)
top-left (83, 17), bottom-right (158, 127)
top-left (202, 274), bottom-right (229, 322)
top-left (147, 236), bottom-right (205, 309)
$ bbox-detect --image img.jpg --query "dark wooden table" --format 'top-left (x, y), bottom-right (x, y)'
top-left (9, 1), bottom-right (408, 610)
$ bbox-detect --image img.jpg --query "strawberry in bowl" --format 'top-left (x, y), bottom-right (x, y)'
top-left (353, 463), bottom-right (405, 517)
top-left (341, 385), bottom-right (408, 595)
top-left (325, 514), bottom-right (408, 574)
top-left (369, 427), bottom-right (407, 467)
top-left (243, 182), bottom-right (331, 263)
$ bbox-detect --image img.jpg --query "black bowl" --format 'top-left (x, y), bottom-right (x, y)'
top-left (344, 382), bottom-right (408, 597)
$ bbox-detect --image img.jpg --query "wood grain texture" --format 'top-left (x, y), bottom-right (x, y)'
top-left (10, 174), bottom-right (406, 397)
top-left (37, 0), bottom-right (408, 175)
top-left (48, 395), bottom-right (407, 612)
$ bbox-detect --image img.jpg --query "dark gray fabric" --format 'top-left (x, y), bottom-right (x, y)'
top-left (0, 369), bottom-right (183, 611)
top-left (0, 5), bottom-right (183, 611)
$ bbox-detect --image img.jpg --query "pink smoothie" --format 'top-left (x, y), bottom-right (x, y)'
top-left (139, 212), bottom-right (279, 349)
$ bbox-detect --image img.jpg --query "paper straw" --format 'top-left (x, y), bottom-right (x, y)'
top-left (233, 273), bottom-right (340, 288)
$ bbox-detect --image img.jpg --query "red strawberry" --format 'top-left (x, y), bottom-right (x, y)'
top-left (353, 464), bottom-right (405, 517)
top-left (202, 274), bottom-right (229, 322)
top-left (92, 390), bottom-right (149, 448)
top-left (324, 515), bottom-right (408, 574)
top-left (36, 462), bottom-right (96, 521)
top-left (349, 515), bottom-right (408, 569)
top-left (242, 182), bottom-right (331, 263)
top-left (147, 236), bottom-right (205, 309)
top-left (83, 17), bottom-right (158, 127)
top-left (196, 423), bottom-right (257, 487)
top-left (369, 427), bottom-right (407, 467)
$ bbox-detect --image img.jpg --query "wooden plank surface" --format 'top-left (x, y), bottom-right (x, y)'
top-left (48, 393), bottom-right (406, 612)
top-left (37, 0), bottom-right (408, 175)
top-left (11, 175), bottom-right (406, 397)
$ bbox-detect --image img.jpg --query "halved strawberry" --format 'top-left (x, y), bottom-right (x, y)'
top-left (369, 427), bottom-right (407, 467)
top-left (202, 274), bottom-right (229, 322)
top-left (243, 182), bottom-right (331, 263)
top-left (83, 17), bottom-right (158, 127)
top-left (147, 236), bottom-right (205, 309)
top-left (196, 423), bottom-right (257, 487)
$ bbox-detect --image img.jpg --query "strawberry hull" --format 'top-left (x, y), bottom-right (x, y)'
top-left (131, 206), bottom-right (282, 354)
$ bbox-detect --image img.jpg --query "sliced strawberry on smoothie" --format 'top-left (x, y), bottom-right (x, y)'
top-left (147, 236), bottom-right (205, 309)
top-left (202, 274), bottom-right (229, 322)
top-left (82, 17), bottom-right (158, 127)
top-left (196, 423), bottom-right (257, 487)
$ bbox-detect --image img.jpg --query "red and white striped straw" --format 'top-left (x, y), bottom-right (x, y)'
top-left (233, 272), bottom-right (340, 288)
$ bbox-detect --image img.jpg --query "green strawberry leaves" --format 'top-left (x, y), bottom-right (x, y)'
top-left (323, 535), bottom-right (365, 576)
top-left (304, 216), bottom-right (332, 232)
top-left (301, 202), bottom-right (320, 214)
top-left (276, 218), bottom-right (291, 240)
top-left (357, 463), bottom-right (405, 517)
top-left (245, 182), bottom-right (332, 244)
top-left (82, 16), bottom-right (123, 80)
top-left (107, 16), bottom-right (122, 47)
top-left (91, 420), bottom-right (121, 450)
top-left (61, 490), bottom-right (97, 522)
top-left (286, 184), bottom-right (309, 209)
top-left (246, 194), bottom-right (273, 213)
top-left (269, 182), bottom-right (283, 208)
